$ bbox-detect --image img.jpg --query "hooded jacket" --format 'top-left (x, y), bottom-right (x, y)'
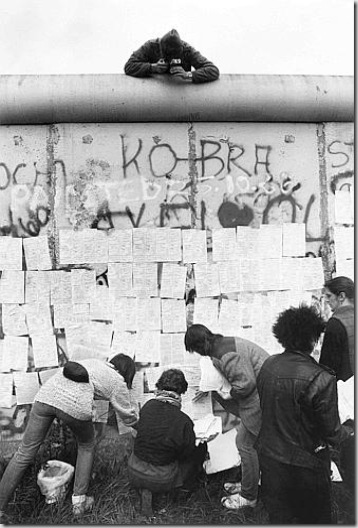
top-left (124, 29), bottom-right (220, 83)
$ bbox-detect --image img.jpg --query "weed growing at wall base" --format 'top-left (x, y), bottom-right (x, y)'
top-left (0, 424), bottom-right (355, 525)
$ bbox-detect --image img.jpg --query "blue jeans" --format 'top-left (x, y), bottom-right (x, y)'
top-left (235, 421), bottom-right (259, 501)
top-left (0, 401), bottom-right (95, 511)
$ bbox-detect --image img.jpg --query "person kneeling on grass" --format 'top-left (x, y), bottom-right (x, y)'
top-left (128, 369), bottom-right (207, 513)
top-left (0, 354), bottom-right (138, 520)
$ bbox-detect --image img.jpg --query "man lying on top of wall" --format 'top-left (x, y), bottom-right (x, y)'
top-left (124, 29), bottom-right (220, 84)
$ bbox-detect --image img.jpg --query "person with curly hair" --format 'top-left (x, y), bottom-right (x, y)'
top-left (319, 276), bottom-right (354, 381)
top-left (184, 324), bottom-right (269, 511)
top-left (127, 368), bottom-right (207, 515)
top-left (256, 304), bottom-right (349, 524)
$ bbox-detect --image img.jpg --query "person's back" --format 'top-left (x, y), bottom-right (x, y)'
top-left (257, 350), bottom-right (341, 466)
top-left (134, 398), bottom-right (195, 465)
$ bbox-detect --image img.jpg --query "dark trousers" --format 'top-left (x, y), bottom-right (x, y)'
top-left (259, 454), bottom-right (333, 524)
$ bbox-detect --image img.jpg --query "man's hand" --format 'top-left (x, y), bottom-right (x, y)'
top-left (170, 66), bottom-right (192, 81)
top-left (151, 59), bottom-right (169, 74)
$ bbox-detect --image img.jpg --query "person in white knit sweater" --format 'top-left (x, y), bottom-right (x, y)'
top-left (0, 354), bottom-right (138, 518)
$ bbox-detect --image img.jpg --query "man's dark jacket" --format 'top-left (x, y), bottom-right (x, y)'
top-left (124, 38), bottom-right (220, 83)
top-left (256, 350), bottom-right (344, 469)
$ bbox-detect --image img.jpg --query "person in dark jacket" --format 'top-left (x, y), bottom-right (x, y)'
top-left (185, 324), bottom-right (269, 510)
top-left (319, 276), bottom-right (354, 381)
top-left (127, 369), bottom-right (207, 515)
top-left (124, 29), bottom-right (220, 83)
top-left (256, 304), bottom-right (350, 524)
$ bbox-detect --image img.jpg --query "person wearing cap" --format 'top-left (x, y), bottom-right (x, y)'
top-left (0, 354), bottom-right (138, 519)
top-left (124, 29), bottom-right (220, 83)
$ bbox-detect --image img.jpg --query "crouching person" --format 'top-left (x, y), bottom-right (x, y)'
top-left (0, 354), bottom-right (138, 519)
top-left (128, 369), bottom-right (207, 515)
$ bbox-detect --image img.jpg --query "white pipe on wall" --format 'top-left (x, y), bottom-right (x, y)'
top-left (0, 74), bottom-right (353, 124)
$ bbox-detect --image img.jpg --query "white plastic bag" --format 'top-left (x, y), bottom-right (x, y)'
top-left (37, 460), bottom-right (75, 504)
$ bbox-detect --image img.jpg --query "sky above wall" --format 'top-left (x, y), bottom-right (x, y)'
top-left (0, 0), bottom-right (354, 76)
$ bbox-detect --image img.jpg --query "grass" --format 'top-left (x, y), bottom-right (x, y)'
top-left (1, 421), bottom-right (355, 525)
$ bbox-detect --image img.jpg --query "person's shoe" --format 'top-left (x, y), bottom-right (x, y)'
top-left (221, 492), bottom-right (257, 510)
top-left (72, 494), bottom-right (94, 516)
top-left (223, 481), bottom-right (242, 494)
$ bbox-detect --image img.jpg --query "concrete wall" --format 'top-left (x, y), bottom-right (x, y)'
top-left (0, 121), bottom-right (354, 263)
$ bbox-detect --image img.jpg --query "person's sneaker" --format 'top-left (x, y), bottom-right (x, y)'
top-left (223, 481), bottom-right (242, 494)
top-left (221, 492), bottom-right (257, 510)
top-left (72, 495), bottom-right (94, 516)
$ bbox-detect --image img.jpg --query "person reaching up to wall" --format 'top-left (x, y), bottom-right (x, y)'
top-left (124, 29), bottom-right (220, 84)
top-left (184, 324), bottom-right (269, 511)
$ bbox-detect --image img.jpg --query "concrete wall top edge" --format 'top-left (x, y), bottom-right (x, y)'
top-left (0, 73), bottom-right (354, 125)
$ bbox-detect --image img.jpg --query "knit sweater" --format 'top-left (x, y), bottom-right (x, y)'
top-left (35, 359), bottom-right (138, 426)
top-left (133, 399), bottom-right (196, 465)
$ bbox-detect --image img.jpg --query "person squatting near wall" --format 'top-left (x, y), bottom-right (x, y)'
top-left (184, 324), bottom-right (269, 510)
top-left (127, 369), bottom-right (208, 516)
top-left (0, 354), bottom-right (138, 519)
top-left (256, 304), bottom-right (352, 524)
top-left (124, 29), bottom-right (220, 83)
top-left (319, 276), bottom-right (355, 494)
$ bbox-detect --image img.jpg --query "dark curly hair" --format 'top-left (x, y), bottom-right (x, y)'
top-left (325, 276), bottom-right (354, 301)
top-left (109, 354), bottom-right (136, 389)
top-left (184, 324), bottom-right (223, 356)
top-left (273, 304), bottom-right (325, 353)
top-left (156, 369), bottom-right (188, 395)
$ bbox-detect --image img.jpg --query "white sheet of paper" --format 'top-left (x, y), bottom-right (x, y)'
top-left (236, 227), bottom-right (260, 259)
top-left (2, 335), bottom-right (29, 372)
top-left (212, 228), bottom-right (238, 261)
top-left (193, 298), bottom-right (220, 333)
top-left (132, 263), bottom-right (158, 297)
top-left (335, 190), bottom-right (354, 225)
top-left (25, 302), bottom-right (53, 336)
top-left (0, 237), bottom-right (23, 270)
top-left (108, 262), bottom-right (133, 298)
top-left (2, 304), bottom-right (28, 336)
top-left (50, 270), bottom-right (72, 304)
top-left (54, 303), bottom-right (90, 328)
top-left (0, 373), bottom-right (14, 407)
top-left (112, 298), bottom-right (138, 332)
top-left (258, 225), bottom-right (283, 258)
top-left (0, 271), bottom-right (25, 303)
top-left (71, 269), bottom-right (96, 303)
top-left (13, 371), bottom-right (40, 405)
top-left (39, 368), bottom-right (60, 385)
top-left (25, 270), bottom-right (51, 304)
top-left (334, 226), bottom-right (354, 260)
top-left (218, 261), bottom-right (241, 294)
top-left (182, 387), bottom-right (213, 420)
top-left (302, 257), bottom-right (324, 290)
top-left (335, 259), bottom-right (354, 281)
top-left (136, 298), bottom-right (161, 331)
top-left (92, 400), bottom-right (109, 423)
top-left (23, 236), bottom-right (52, 270)
top-left (132, 228), bottom-right (157, 262)
top-left (194, 263), bottom-right (220, 297)
top-left (282, 223), bottom-right (306, 257)
top-left (204, 428), bottom-right (241, 474)
top-left (182, 230), bottom-right (207, 263)
top-left (161, 299), bottom-right (187, 333)
top-left (135, 331), bottom-right (161, 363)
top-left (90, 286), bottom-right (114, 321)
top-left (159, 333), bottom-right (186, 366)
top-left (160, 263), bottom-right (187, 298)
top-left (155, 228), bottom-right (182, 262)
top-left (32, 334), bottom-right (58, 368)
top-left (110, 331), bottom-right (136, 359)
top-left (108, 229), bottom-right (133, 262)
top-left (218, 298), bottom-right (241, 336)
top-left (337, 376), bottom-right (354, 423)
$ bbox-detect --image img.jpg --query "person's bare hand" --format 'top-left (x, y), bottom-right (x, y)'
top-left (151, 60), bottom-right (168, 74)
top-left (170, 65), bottom-right (188, 79)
